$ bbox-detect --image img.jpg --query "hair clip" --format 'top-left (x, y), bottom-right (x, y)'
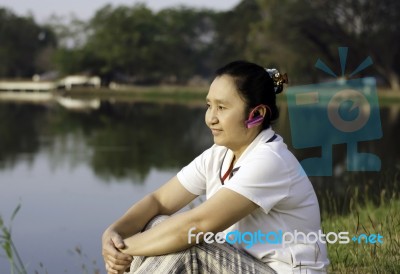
top-left (266, 68), bottom-right (289, 94)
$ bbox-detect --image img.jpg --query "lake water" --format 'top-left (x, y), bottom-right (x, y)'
top-left (0, 98), bottom-right (399, 273)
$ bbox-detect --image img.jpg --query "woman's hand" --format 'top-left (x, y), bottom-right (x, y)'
top-left (102, 229), bottom-right (133, 274)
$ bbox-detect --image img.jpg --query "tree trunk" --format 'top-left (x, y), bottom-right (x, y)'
top-left (375, 64), bottom-right (400, 92)
top-left (388, 71), bottom-right (400, 92)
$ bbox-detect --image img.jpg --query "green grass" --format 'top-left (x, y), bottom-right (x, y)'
top-left (61, 85), bottom-right (208, 105)
top-left (2, 193), bottom-right (400, 273)
top-left (53, 85), bottom-right (400, 109)
top-left (0, 204), bottom-right (27, 274)
top-left (322, 193), bottom-right (400, 273)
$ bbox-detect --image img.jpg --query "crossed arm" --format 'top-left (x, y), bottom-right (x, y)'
top-left (102, 176), bottom-right (258, 273)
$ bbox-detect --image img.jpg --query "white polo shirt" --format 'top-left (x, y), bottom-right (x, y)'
top-left (177, 128), bottom-right (329, 272)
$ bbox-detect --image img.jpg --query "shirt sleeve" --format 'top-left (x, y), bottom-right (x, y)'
top-left (222, 147), bottom-right (292, 213)
top-left (176, 148), bottom-right (211, 195)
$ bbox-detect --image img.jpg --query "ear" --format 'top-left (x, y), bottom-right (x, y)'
top-left (255, 105), bottom-right (268, 118)
top-left (245, 104), bottom-right (269, 128)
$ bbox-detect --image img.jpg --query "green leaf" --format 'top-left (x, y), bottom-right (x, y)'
top-left (2, 241), bottom-right (12, 258)
top-left (11, 204), bottom-right (21, 222)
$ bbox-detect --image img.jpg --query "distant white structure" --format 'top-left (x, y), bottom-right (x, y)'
top-left (0, 80), bottom-right (56, 91)
top-left (56, 96), bottom-right (101, 110)
top-left (58, 75), bottom-right (101, 90)
top-left (0, 91), bottom-right (53, 101)
top-left (0, 74), bottom-right (101, 92)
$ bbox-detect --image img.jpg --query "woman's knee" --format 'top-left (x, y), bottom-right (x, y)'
top-left (143, 215), bottom-right (169, 231)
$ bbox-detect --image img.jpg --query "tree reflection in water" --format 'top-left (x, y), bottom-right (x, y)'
top-left (0, 100), bottom-right (398, 214)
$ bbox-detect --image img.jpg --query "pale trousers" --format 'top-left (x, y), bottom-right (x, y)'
top-left (126, 216), bottom-right (276, 274)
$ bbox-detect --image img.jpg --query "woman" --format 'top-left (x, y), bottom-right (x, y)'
top-left (102, 61), bottom-right (329, 273)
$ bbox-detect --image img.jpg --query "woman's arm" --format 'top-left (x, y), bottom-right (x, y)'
top-left (105, 176), bottom-right (198, 237)
top-left (119, 187), bottom-right (259, 256)
top-left (102, 176), bottom-right (198, 273)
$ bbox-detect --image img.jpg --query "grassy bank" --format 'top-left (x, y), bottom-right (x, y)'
top-left (322, 194), bottom-right (400, 273)
top-left (1, 197), bottom-right (399, 273)
top-left (60, 85), bottom-right (400, 106)
top-left (61, 85), bottom-right (209, 105)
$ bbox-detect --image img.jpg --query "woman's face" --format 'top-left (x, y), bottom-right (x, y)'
top-left (205, 75), bottom-right (255, 152)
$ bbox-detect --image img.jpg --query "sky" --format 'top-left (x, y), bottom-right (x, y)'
top-left (1, 0), bottom-right (241, 22)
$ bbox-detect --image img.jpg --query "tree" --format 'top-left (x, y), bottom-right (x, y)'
top-left (325, 0), bottom-right (400, 90)
top-left (0, 8), bottom-right (57, 78)
top-left (251, 0), bottom-right (400, 89)
top-left (80, 4), bottom-right (161, 83)
top-left (155, 7), bottom-right (217, 83)
top-left (81, 4), bottom-right (217, 84)
top-left (212, 0), bottom-right (264, 68)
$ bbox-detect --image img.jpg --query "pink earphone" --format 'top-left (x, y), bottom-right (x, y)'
top-left (245, 104), bottom-right (272, 128)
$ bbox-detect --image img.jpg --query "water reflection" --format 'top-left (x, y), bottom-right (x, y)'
top-left (56, 96), bottom-right (101, 111)
top-left (0, 103), bottom-right (45, 168)
top-left (87, 102), bottom-right (211, 182)
top-left (0, 101), bottom-right (212, 182)
top-left (0, 100), bottom-right (399, 209)
top-left (0, 99), bottom-right (399, 273)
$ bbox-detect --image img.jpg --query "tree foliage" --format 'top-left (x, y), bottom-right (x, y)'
top-left (212, 0), bottom-right (263, 67)
top-left (0, 0), bottom-right (399, 89)
top-left (0, 8), bottom-right (56, 78)
top-left (49, 2), bottom-right (265, 84)
top-left (252, 0), bottom-right (400, 87)
top-left (59, 4), bottom-right (218, 84)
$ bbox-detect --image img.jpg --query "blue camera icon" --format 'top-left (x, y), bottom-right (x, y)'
top-left (286, 77), bottom-right (382, 176)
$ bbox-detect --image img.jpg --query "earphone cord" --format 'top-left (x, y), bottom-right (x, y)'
top-left (220, 151), bottom-right (235, 185)
top-left (219, 134), bottom-right (277, 185)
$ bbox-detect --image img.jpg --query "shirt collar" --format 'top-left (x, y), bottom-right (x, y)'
top-left (232, 127), bottom-right (276, 167)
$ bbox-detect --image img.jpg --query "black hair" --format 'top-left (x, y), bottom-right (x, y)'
top-left (215, 60), bottom-right (282, 129)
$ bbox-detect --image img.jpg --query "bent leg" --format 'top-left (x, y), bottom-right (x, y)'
top-left (126, 216), bottom-right (275, 274)
top-left (194, 242), bottom-right (276, 274)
